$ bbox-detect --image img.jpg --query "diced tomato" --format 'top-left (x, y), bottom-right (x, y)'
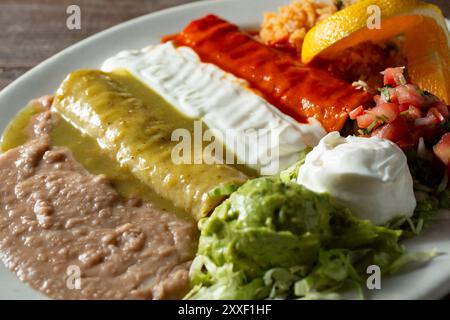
top-left (388, 87), bottom-right (398, 104)
top-left (433, 133), bottom-right (450, 165)
top-left (395, 84), bottom-right (424, 108)
top-left (374, 95), bottom-right (382, 105)
top-left (383, 67), bottom-right (406, 87)
top-left (407, 105), bottom-right (422, 120)
top-left (370, 102), bottom-right (400, 122)
top-left (356, 67), bottom-right (449, 151)
top-left (356, 102), bottom-right (399, 129)
top-left (349, 106), bottom-right (364, 120)
top-left (357, 112), bottom-right (376, 129)
top-left (372, 117), bottom-right (410, 143)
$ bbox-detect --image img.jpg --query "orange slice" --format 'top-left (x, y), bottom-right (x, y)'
top-left (301, 0), bottom-right (450, 103)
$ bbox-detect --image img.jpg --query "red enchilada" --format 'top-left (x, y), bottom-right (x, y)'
top-left (174, 14), bottom-right (371, 132)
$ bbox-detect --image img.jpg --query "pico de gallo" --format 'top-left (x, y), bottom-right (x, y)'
top-left (351, 67), bottom-right (450, 170)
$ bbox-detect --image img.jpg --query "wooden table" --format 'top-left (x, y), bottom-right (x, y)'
top-left (0, 0), bottom-right (200, 90)
top-left (0, 0), bottom-right (449, 299)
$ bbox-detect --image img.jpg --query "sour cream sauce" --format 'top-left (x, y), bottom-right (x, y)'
top-left (102, 42), bottom-right (326, 175)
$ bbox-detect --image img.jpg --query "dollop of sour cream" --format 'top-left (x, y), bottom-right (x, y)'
top-left (297, 132), bottom-right (416, 225)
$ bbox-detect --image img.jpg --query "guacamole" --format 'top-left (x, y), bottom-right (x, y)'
top-left (186, 178), bottom-right (407, 300)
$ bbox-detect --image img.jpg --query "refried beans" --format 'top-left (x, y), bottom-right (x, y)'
top-left (0, 109), bottom-right (198, 299)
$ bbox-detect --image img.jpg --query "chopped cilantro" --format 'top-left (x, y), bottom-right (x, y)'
top-left (366, 120), bottom-right (378, 133)
top-left (375, 114), bottom-right (389, 123)
top-left (378, 86), bottom-right (391, 102)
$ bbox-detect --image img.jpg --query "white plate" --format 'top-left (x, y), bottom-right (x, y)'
top-left (0, 0), bottom-right (449, 300)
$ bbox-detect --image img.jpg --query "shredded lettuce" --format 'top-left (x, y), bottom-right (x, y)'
top-left (383, 250), bottom-right (439, 274)
top-left (393, 150), bottom-right (450, 236)
top-left (279, 147), bottom-right (311, 183)
top-left (185, 258), bottom-right (266, 300)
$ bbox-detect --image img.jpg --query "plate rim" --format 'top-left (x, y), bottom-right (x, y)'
top-left (0, 0), bottom-right (449, 300)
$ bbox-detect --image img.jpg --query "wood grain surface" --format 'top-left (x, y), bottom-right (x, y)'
top-left (0, 0), bottom-right (449, 300)
top-left (0, 0), bottom-right (199, 90)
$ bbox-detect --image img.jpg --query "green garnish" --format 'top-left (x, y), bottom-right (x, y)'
top-left (375, 115), bottom-right (389, 123)
top-left (357, 128), bottom-right (370, 136)
top-left (366, 120), bottom-right (378, 133)
top-left (208, 183), bottom-right (239, 197)
top-left (400, 110), bottom-right (410, 116)
top-left (378, 86), bottom-right (391, 102)
top-left (280, 147), bottom-right (312, 183)
top-left (406, 217), bottom-right (424, 235)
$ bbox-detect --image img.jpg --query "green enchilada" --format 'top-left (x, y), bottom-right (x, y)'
top-left (52, 69), bottom-right (249, 220)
